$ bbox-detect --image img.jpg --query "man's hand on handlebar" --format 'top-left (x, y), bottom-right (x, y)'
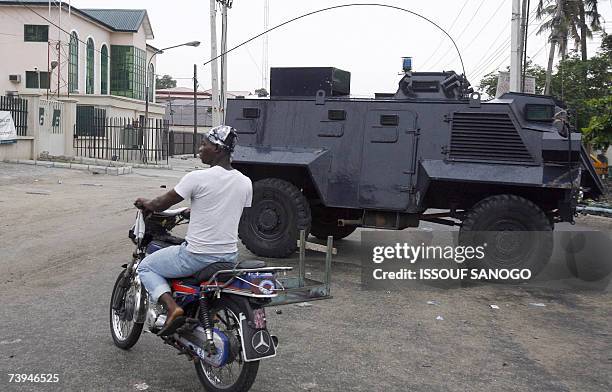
top-left (134, 197), bottom-right (153, 212)
top-left (181, 208), bottom-right (191, 219)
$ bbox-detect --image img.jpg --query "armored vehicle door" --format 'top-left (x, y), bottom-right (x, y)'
top-left (359, 107), bottom-right (418, 211)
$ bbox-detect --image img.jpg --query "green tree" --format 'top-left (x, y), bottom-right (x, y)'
top-left (255, 88), bottom-right (269, 97)
top-left (576, 0), bottom-right (602, 61)
top-left (550, 33), bottom-right (611, 130)
top-left (155, 74), bottom-right (177, 90)
top-left (582, 96), bottom-right (612, 151)
top-left (536, 0), bottom-right (603, 93)
top-left (478, 62), bottom-right (547, 98)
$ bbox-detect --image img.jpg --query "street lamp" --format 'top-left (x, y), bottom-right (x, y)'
top-left (144, 40), bottom-right (201, 127)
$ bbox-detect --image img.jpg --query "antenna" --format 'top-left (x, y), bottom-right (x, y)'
top-left (262, 0), bottom-right (269, 90)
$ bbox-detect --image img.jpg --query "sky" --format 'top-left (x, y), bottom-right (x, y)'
top-left (54, 0), bottom-right (612, 95)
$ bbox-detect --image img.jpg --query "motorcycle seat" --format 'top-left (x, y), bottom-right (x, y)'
top-left (180, 259), bottom-right (267, 286)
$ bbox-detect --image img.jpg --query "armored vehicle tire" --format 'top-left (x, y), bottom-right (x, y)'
top-left (239, 178), bottom-right (311, 258)
top-left (459, 194), bottom-right (553, 281)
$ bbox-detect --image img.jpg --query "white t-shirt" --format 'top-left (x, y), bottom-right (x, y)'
top-left (174, 166), bottom-right (252, 254)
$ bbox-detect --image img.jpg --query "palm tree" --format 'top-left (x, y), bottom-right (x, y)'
top-left (536, 0), bottom-right (602, 93)
top-left (577, 0), bottom-right (602, 61)
top-left (537, 0), bottom-right (565, 94)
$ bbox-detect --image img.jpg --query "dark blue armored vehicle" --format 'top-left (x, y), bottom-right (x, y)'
top-left (227, 67), bottom-right (604, 274)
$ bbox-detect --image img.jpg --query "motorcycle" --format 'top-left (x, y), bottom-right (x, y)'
top-left (110, 207), bottom-right (291, 392)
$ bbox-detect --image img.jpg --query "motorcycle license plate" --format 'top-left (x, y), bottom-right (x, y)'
top-left (239, 312), bottom-right (276, 362)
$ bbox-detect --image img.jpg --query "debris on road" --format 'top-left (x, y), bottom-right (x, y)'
top-left (25, 190), bottom-right (50, 195)
top-left (529, 303), bottom-right (547, 307)
top-left (134, 382), bottom-right (149, 390)
top-left (295, 302), bottom-right (312, 308)
top-left (435, 315), bottom-right (444, 321)
top-left (427, 300), bottom-right (439, 305)
top-left (80, 183), bottom-right (103, 187)
top-left (0, 339), bottom-right (22, 345)
top-left (275, 309), bottom-right (283, 315)
top-left (299, 382), bottom-right (318, 390)
top-left (160, 185), bottom-right (166, 188)
top-left (490, 304), bottom-right (500, 310)
top-left (58, 180), bottom-right (62, 184)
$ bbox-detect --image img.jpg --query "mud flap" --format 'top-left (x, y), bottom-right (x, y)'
top-left (238, 311), bottom-right (277, 362)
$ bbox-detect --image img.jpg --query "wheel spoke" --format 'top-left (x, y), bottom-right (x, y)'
top-left (201, 306), bottom-right (245, 388)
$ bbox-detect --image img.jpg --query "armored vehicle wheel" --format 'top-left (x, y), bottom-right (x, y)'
top-left (239, 178), bottom-right (311, 258)
top-left (459, 194), bottom-right (553, 280)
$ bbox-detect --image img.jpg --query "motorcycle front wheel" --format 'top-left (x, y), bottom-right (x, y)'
top-left (194, 298), bottom-right (260, 392)
top-left (110, 270), bottom-right (144, 349)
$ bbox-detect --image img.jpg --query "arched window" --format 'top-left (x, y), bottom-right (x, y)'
top-left (100, 44), bottom-right (108, 94)
top-left (148, 63), bottom-right (154, 102)
top-left (86, 38), bottom-right (94, 94)
top-left (68, 32), bottom-right (78, 93)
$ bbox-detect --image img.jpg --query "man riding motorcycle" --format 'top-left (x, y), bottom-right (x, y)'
top-left (134, 125), bottom-right (252, 337)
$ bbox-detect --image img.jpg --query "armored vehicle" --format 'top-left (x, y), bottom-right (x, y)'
top-left (226, 67), bottom-right (604, 274)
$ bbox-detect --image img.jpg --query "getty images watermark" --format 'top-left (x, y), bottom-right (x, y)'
top-left (361, 230), bottom-right (612, 291)
top-left (371, 242), bottom-right (531, 281)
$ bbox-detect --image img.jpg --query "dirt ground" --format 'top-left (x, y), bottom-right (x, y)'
top-left (0, 161), bottom-right (610, 392)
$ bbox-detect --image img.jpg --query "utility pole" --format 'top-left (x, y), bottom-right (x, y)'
top-left (509, 0), bottom-right (522, 92)
top-left (219, 1), bottom-right (233, 123)
top-left (521, 0), bottom-right (530, 92)
top-left (209, 0), bottom-right (221, 127)
top-left (193, 64), bottom-right (198, 158)
top-left (220, 2), bottom-right (228, 124)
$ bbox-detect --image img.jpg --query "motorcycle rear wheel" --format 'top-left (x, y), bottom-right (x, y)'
top-left (194, 298), bottom-right (259, 392)
top-left (110, 270), bottom-right (144, 349)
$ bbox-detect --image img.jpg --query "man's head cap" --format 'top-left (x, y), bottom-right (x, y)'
top-left (206, 125), bottom-right (237, 153)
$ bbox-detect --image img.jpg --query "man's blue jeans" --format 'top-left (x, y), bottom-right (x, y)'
top-left (137, 242), bottom-right (238, 301)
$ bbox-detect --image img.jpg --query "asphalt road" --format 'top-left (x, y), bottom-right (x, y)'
top-left (0, 161), bottom-right (611, 392)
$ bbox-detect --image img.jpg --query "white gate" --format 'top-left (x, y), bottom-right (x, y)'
top-left (38, 99), bottom-right (65, 156)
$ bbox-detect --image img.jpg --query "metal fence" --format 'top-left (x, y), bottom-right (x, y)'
top-left (169, 131), bottom-right (203, 156)
top-left (73, 117), bottom-right (169, 164)
top-left (0, 96), bottom-right (28, 136)
top-left (76, 106), bottom-right (106, 137)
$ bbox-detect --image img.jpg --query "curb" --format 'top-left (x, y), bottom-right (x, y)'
top-left (51, 156), bottom-right (172, 170)
top-left (2, 159), bottom-right (133, 176)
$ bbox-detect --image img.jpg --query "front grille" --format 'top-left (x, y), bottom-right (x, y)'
top-left (449, 112), bottom-right (533, 163)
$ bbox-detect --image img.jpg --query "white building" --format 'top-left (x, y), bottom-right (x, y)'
top-left (0, 0), bottom-right (165, 120)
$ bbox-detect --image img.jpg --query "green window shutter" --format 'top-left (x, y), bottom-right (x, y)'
top-left (25, 71), bottom-right (50, 89)
top-left (24, 25), bottom-right (48, 42)
top-left (86, 38), bottom-right (95, 94)
top-left (68, 32), bottom-right (79, 93)
top-left (101, 45), bottom-right (108, 95)
top-left (25, 71), bottom-right (37, 88)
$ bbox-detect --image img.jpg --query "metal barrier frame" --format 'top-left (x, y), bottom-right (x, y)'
top-left (268, 230), bottom-right (335, 306)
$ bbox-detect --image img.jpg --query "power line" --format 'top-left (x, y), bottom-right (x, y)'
top-left (17, 0), bottom-right (116, 61)
top-left (441, 0), bottom-right (507, 71)
top-left (203, 3), bottom-right (468, 77)
top-left (420, 0), bottom-right (469, 70)
top-left (469, 8), bottom-right (540, 78)
top-left (428, 0), bottom-right (488, 71)
top-left (466, 21), bottom-right (512, 77)
top-left (469, 9), bottom-right (542, 81)
top-left (468, 0), bottom-right (557, 81)
top-left (473, 16), bottom-right (547, 86)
